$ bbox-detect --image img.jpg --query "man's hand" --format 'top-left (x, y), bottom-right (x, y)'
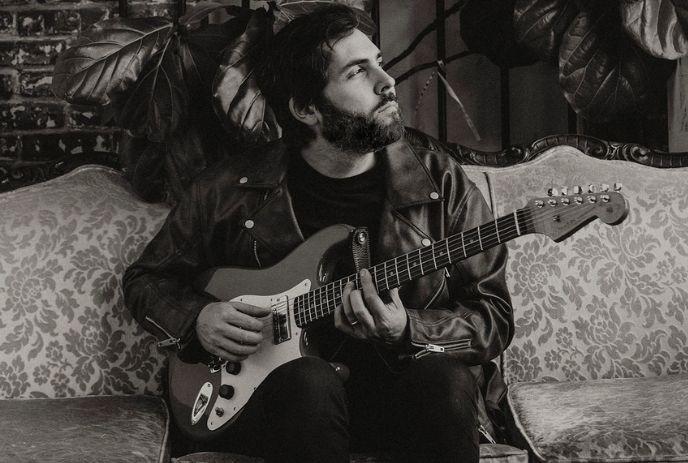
top-left (335, 268), bottom-right (408, 345)
top-left (196, 301), bottom-right (271, 362)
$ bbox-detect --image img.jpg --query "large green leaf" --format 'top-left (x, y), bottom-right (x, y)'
top-left (213, 8), bottom-right (281, 146)
top-left (513, 0), bottom-right (579, 61)
top-left (119, 36), bottom-right (189, 142)
top-left (460, 0), bottom-right (538, 68)
top-left (273, 0), bottom-right (376, 35)
top-left (559, 6), bottom-right (657, 121)
top-left (621, 0), bottom-right (688, 59)
top-left (180, 16), bottom-right (250, 95)
top-left (53, 17), bottom-right (173, 105)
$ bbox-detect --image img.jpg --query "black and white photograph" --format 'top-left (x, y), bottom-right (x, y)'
top-left (1, 1), bottom-right (688, 462)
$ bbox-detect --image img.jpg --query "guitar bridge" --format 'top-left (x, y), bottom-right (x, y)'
top-left (272, 295), bottom-right (291, 344)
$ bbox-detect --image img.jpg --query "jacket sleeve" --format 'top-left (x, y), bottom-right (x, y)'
top-left (404, 185), bottom-right (514, 366)
top-left (123, 181), bottom-right (219, 347)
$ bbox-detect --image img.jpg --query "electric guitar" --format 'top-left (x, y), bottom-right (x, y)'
top-left (168, 185), bottom-right (628, 440)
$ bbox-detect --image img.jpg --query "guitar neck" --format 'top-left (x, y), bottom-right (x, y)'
top-left (294, 208), bottom-right (533, 327)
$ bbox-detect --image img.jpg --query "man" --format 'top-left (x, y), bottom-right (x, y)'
top-left (124, 4), bottom-right (513, 463)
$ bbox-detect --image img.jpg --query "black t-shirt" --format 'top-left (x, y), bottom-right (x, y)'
top-left (287, 151), bottom-right (385, 247)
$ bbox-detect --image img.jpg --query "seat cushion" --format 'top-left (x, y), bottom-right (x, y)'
top-left (172, 444), bottom-right (528, 463)
top-left (0, 395), bottom-right (170, 462)
top-left (508, 374), bottom-right (688, 462)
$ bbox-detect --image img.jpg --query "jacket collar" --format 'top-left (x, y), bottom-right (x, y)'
top-left (234, 134), bottom-right (442, 211)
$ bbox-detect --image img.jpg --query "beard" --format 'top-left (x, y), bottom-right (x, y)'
top-left (316, 94), bottom-right (404, 154)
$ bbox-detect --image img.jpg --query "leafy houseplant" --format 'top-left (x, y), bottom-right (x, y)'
top-left (53, 1), bottom-right (375, 204)
top-left (460, 0), bottom-right (686, 123)
top-left (54, 3), bottom-right (250, 203)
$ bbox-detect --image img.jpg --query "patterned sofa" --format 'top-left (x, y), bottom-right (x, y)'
top-left (2, 136), bottom-right (687, 462)
top-left (0, 164), bottom-right (525, 462)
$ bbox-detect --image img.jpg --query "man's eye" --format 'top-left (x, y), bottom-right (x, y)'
top-left (349, 67), bottom-right (365, 78)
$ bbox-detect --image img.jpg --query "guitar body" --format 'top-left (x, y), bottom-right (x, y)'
top-left (168, 225), bottom-right (353, 441)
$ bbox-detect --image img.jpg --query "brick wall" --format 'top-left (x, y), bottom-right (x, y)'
top-left (0, 1), bottom-right (186, 167)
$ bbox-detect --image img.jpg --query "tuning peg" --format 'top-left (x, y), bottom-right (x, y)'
top-left (601, 184), bottom-right (610, 192)
top-left (614, 182), bottom-right (623, 191)
top-left (572, 185), bottom-right (582, 194)
top-left (547, 187), bottom-right (558, 196)
top-left (560, 187), bottom-right (568, 196)
top-left (588, 184), bottom-right (597, 193)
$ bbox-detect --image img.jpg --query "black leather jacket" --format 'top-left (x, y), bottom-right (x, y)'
top-left (123, 130), bottom-right (513, 365)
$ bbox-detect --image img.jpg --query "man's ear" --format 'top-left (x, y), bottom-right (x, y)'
top-left (288, 97), bottom-right (319, 126)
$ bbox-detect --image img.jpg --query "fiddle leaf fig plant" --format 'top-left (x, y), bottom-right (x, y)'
top-left (52, 0), bottom-right (372, 204)
top-left (53, 2), bottom-right (253, 203)
top-left (460, 0), bottom-right (683, 122)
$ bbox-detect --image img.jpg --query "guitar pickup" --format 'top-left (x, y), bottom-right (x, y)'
top-left (272, 296), bottom-right (291, 344)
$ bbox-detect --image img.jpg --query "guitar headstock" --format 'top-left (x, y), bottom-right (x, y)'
top-left (525, 183), bottom-right (629, 242)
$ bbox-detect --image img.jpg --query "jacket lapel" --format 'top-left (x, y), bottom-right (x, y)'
top-left (376, 139), bottom-right (444, 256)
top-left (232, 142), bottom-right (305, 263)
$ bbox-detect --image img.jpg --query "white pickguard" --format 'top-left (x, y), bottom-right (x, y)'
top-left (206, 279), bottom-right (311, 431)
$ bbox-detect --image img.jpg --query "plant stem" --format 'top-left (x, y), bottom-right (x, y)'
top-left (383, 0), bottom-right (466, 72)
top-left (394, 51), bottom-right (474, 84)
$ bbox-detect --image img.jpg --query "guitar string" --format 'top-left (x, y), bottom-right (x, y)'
top-left (294, 199), bottom-right (612, 324)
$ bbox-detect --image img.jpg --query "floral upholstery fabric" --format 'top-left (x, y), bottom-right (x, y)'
top-left (485, 147), bottom-right (688, 384)
top-left (0, 166), bottom-right (170, 399)
top-left (0, 395), bottom-right (170, 462)
top-left (508, 374), bottom-right (688, 462)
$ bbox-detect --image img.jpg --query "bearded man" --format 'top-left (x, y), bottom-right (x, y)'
top-left (124, 4), bottom-right (513, 463)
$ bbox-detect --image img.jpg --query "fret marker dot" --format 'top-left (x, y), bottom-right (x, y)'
top-left (421, 238), bottom-right (431, 246)
top-left (429, 192), bottom-right (439, 200)
top-left (239, 176), bottom-right (248, 184)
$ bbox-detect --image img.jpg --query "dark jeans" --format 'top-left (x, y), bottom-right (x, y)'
top-left (202, 353), bottom-right (479, 463)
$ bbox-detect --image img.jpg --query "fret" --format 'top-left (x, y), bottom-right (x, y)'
top-left (393, 257), bottom-right (400, 286)
top-left (326, 285), bottom-right (335, 316)
top-left (294, 297), bottom-right (301, 326)
top-left (478, 226), bottom-right (483, 251)
top-left (431, 242), bottom-right (438, 269)
top-left (306, 291), bottom-right (312, 323)
top-left (461, 232), bottom-right (466, 258)
top-left (495, 218), bottom-right (500, 242)
top-left (514, 211), bottom-right (521, 236)
top-left (418, 248), bottom-right (423, 274)
top-left (319, 287), bottom-right (325, 318)
top-left (406, 253), bottom-right (412, 281)
top-left (446, 239), bottom-right (451, 264)
top-left (383, 261), bottom-right (389, 291)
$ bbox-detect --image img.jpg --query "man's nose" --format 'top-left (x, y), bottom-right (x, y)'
top-left (374, 68), bottom-right (396, 96)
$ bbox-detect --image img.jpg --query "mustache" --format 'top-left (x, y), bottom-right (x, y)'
top-left (374, 93), bottom-right (398, 111)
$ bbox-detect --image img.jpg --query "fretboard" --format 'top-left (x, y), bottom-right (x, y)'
top-left (293, 208), bottom-right (532, 327)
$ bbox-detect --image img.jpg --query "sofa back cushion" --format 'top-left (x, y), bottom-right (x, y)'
top-left (0, 166), bottom-right (169, 399)
top-left (486, 147), bottom-right (688, 384)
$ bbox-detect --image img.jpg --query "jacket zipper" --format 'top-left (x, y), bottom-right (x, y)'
top-left (478, 423), bottom-right (497, 444)
top-left (410, 338), bottom-right (471, 360)
top-left (253, 239), bottom-right (262, 268)
top-left (145, 316), bottom-right (181, 349)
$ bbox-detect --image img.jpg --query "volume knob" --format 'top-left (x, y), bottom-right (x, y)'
top-left (218, 384), bottom-right (235, 399)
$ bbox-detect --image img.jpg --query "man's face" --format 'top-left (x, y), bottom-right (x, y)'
top-left (316, 28), bottom-right (403, 154)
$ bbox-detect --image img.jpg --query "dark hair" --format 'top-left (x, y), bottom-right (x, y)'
top-left (257, 4), bottom-right (361, 147)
